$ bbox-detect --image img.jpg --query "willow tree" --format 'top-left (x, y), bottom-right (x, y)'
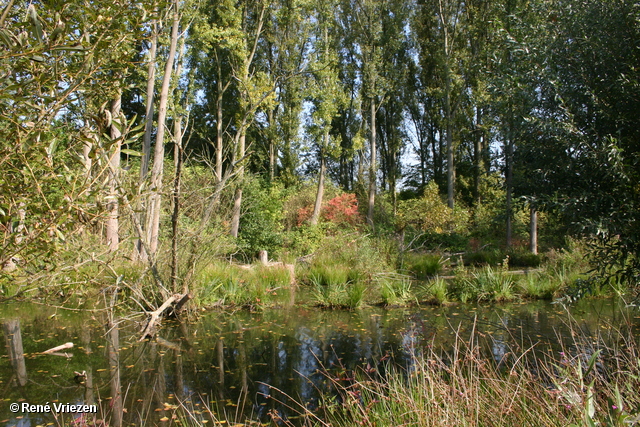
top-left (0, 0), bottom-right (144, 268)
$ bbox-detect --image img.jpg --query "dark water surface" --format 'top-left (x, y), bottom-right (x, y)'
top-left (1, 298), bottom-right (639, 426)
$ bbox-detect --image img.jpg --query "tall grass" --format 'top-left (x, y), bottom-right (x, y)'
top-left (259, 313), bottom-right (640, 427)
top-left (402, 252), bottom-right (446, 279)
top-left (195, 262), bottom-right (294, 308)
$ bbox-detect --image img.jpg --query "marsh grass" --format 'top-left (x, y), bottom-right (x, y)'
top-left (450, 263), bottom-right (518, 303)
top-left (402, 252), bottom-right (446, 279)
top-left (418, 276), bottom-right (449, 304)
top-left (256, 312), bottom-right (640, 427)
top-left (195, 262), bottom-right (293, 307)
top-left (378, 275), bottom-right (414, 306)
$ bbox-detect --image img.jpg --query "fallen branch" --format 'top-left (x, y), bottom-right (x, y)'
top-left (42, 342), bottom-right (73, 354)
top-left (139, 293), bottom-right (191, 341)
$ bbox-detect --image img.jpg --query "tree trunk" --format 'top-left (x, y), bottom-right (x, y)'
top-left (310, 142), bottom-right (327, 226)
top-left (230, 132), bottom-right (245, 238)
top-left (474, 106), bottom-right (482, 206)
top-left (445, 73), bottom-right (454, 209)
top-left (268, 108), bottom-right (276, 182)
top-left (505, 129), bottom-right (514, 249)
top-left (135, 17), bottom-right (158, 263)
top-left (366, 98), bottom-right (376, 228)
top-left (440, 2), bottom-right (455, 210)
top-left (170, 116), bottom-right (183, 294)
top-left (530, 206), bottom-right (538, 255)
top-left (106, 92), bottom-right (122, 252)
top-left (216, 50), bottom-right (224, 185)
top-left (147, 1), bottom-right (179, 259)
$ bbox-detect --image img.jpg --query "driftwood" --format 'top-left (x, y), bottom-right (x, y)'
top-left (139, 293), bottom-right (191, 341)
top-left (42, 342), bottom-right (73, 354)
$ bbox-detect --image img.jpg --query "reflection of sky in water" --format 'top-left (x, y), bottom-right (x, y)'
top-left (0, 298), bottom-right (638, 426)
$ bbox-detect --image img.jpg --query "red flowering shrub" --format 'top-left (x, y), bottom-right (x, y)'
top-left (296, 205), bottom-right (313, 226)
top-left (322, 193), bottom-right (361, 226)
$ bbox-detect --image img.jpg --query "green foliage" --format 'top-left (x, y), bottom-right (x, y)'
top-left (397, 181), bottom-right (470, 235)
top-left (401, 252), bottom-right (445, 279)
top-left (451, 261), bottom-right (517, 303)
top-left (237, 177), bottom-right (286, 259)
top-left (465, 249), bottom-right (542, 268)
top-left (195, 262), bottom-right (293, 307)
top-left (418, 276), bottom-right (449, 304)
top-left (378, 275), bottom-right (413, 306)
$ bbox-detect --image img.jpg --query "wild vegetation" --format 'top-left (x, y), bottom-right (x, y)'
top-left (1, 0), bottom-right (639, 313)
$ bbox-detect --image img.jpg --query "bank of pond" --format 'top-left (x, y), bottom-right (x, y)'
top-left (1, 297), bottom-right (640, 426)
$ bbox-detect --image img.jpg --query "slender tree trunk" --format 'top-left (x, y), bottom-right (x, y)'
top-left (367, 98), bottom-right (376, 228)
top-left (230, 132), bottom-right (245, 238)
top-left (135, 18), bottom-right (158, 263)
top-left (215, 51), bottom-right (224, 185)
top-left (147, 0), bottom-right (179, 259)
top-left (229, 3), bottom-right (266, 239)
top-left (310, 143), bottom-right (326, 226)
top-left (474, 106), bottom-right (482, 206)
top-left (530, 206), bottom-right (538, 255)
top-left (445, 72), bottom-right (454, 209)
top-left (390, 149), bottom-right (397, 215)
top-left (440, 0), bottom-right (455, 210)
top-left (505, 120), bottom-right (514, 249)
top-left (268, 108), bottom-right (276, 182)
top-left (171, 116), bottom-right (183, 294)
top-left (106, 92), bottom-right (122, 252)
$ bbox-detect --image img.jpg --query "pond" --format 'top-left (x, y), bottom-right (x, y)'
top-left (1, 298), bottom-right (639, 426)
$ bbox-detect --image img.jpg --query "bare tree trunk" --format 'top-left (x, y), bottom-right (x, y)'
top-left (216, 81), bottom-right (224, 184)
top-left (170, 117), bottom-right (183, 294)
top-left (530, 206), bottom-right (538, 255)
top-left (230, 133), bottom-right (245, 238)
top-left (268, 108), bottom-right (276, 182)
top-left (229, 3), bottom-right (266, 239)
top-left (366, 98), bottom-right (376, 228)
top-left (474, 106), bottom-right (482, 206)
top-left (445, 75), bottom-right (454, 209)
top-left (505, 131), bottom-right (514, 249)
top-left (439, 0), bottom-right (455, 209)
top-left (106, 92), bottom-right (122, 252)
top-left (135, 17), bottom-right (158, 263)
top-left (147, 0), bottom-right (180, 259)
top-left (309, 142), bottom-right (326, 226)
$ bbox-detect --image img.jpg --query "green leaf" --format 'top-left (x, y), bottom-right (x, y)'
top-left (27, 4), bottom-right (43, 43)
top-left (584, 349), bottom-right (601, 378)
top-left (121, 149), bottom-right (142, 157)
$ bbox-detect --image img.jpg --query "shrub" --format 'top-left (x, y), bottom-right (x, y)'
top-left (322, 193), bottom-right (361, 226)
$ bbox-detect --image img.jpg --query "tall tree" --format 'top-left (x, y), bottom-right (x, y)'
top-left (147, 0), bottom-right (181, 259)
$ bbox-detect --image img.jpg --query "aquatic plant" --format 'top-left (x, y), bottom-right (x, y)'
top-left (401, 252), bottom-right (446, 279)
top-left (273, 314), bottom-right (640, 427)
top-left (418, 276), bottom-right (449, 304)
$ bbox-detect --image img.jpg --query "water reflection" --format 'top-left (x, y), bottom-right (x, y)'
top-left (0, 299), bottom-right (638, 425)
top-left (2, 319), bottom-right (27, 387)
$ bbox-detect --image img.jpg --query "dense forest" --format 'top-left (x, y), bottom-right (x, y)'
top-left (1, 0), bottom-right (639, 306)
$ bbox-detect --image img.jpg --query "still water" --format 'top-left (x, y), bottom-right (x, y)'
top-left (1, 298), bottom-right (639, 426)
